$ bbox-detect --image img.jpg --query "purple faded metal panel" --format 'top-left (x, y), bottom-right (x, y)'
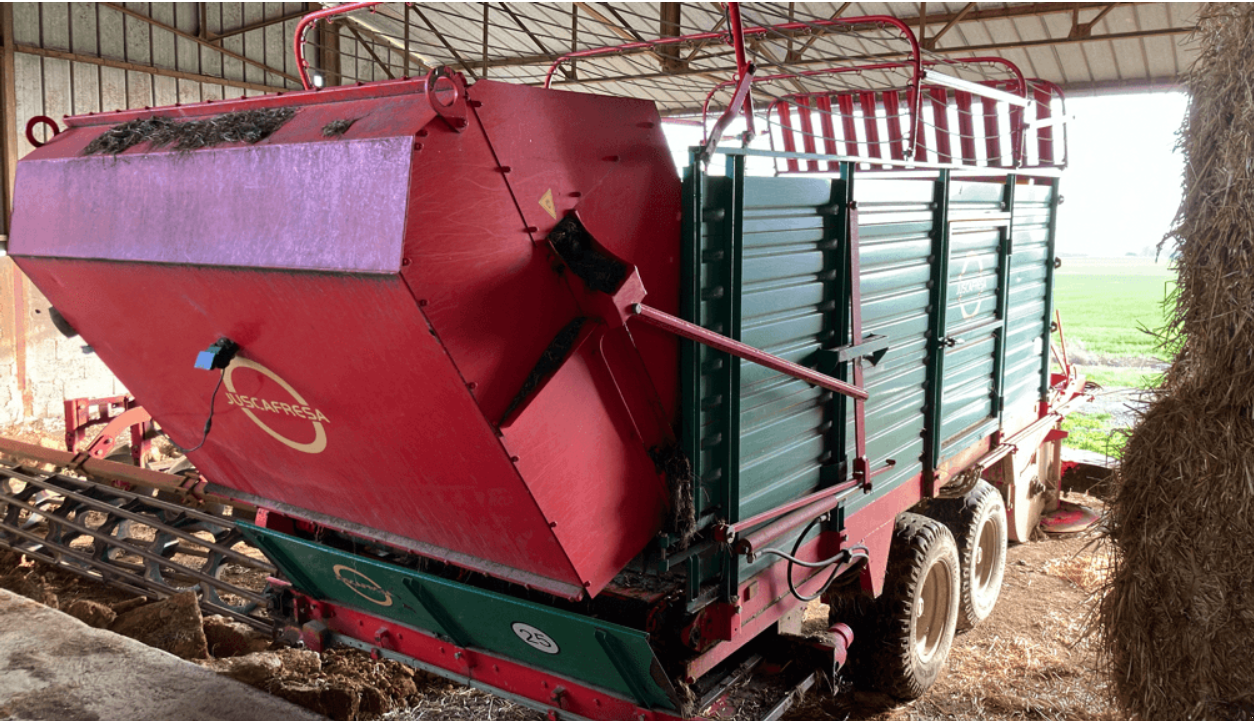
top-left (10, 137), bottom-right (413, 273)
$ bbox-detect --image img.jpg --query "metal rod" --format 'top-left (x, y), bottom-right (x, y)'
top-left (728, 476), bottom-right (861, 537)
top-left (0, 468), bottom-right (270, 571)
top-left (0, 436), bottom-right (253, 512)
top-left (0, 490), bottom-right (268, 606)
top-left (632, 303), bottom-right (868, 400)
top-left (736, 490), bottom-right (848, 558)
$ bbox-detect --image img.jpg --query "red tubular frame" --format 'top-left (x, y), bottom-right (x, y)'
top-left (758, 56), bottom-right (1033, 171)
top-left (294, 1), bottom-right (383, 90)
top-left (631, 303), bottom-right (867, 401)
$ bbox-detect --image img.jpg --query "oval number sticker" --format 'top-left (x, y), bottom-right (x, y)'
top-left (511, 622), bottom-right (559, 655)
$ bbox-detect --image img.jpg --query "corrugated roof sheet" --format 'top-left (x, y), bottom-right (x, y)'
top-left (321, 3), bottom-right (1200, 112)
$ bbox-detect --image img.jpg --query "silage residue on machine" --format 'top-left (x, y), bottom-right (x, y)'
top-left (82, 108), bottom-right (296, 155)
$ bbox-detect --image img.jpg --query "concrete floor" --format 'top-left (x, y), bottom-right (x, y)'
top-left (0, 589), bottom-right (324, 721)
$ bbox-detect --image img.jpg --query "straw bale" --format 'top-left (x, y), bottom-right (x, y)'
top-left (1099, 5), bottom-right (1254, 719)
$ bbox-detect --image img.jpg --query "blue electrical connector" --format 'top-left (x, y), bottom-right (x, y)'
top-left (194, 337), bottom-right (240, 371)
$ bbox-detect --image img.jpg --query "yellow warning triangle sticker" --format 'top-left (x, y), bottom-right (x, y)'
top-left (539, 188), bottom-right (556, 220)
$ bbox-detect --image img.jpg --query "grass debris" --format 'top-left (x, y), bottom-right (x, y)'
top-left (1098, 4), bottom-right (1254, 719)
top-left (83, 107), bottom-right (296, 156)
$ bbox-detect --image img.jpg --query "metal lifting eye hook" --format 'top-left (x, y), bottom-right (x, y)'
top-left (26, 116), bottom-right (61, 149)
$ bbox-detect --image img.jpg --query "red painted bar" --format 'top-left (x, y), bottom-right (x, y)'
top-left (955, 90), bottom-right (977, 164)
top-left (816, 95), bottom-right (839, 171)
top-left (795, 96), bottom-right (819, 171)
top-left (983, 95), bottom-right (1002, 166)
top-left (838, 94), bottom-right (859, 158)
top-left (883, 90), bottom-right (905, 161)
top-left (777, 101), bottom-right (799, 173)
top-left (930, 87), bottom-right (952, 164)
top-left (858, 91), bottom-right (883, 168)
top-left (632, 304), bottom-right (868, 401)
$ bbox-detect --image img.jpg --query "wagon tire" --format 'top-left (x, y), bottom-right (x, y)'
top-left (928, 480), bottom-right (1008, 629)
top-left (833, 513), bottom-right (960, 701)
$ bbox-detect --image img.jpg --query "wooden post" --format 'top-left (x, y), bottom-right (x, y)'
top-left (1, 3), bottom-right (17, 235)
top-left (315, 8), bottom-right (340, 87)
top-left (0, 3), bottom-right (30, 418)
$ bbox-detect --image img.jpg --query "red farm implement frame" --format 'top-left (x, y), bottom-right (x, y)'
top-left (0, 4), bottom-right (1088, 721)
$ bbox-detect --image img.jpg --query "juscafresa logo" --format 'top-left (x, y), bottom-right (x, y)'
top-left (223, 357), bottom-right (329, 454)
top-left (332, 564), bottom-right (394, 607)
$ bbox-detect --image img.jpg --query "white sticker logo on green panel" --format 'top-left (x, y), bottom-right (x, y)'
top-left (511, 622), bottom-right (560, 654)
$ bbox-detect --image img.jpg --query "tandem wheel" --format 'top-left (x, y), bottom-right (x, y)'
top-left (829, 512), bottom-right (960, 700)
top-left (926, 480), bottom-right (1009, 629)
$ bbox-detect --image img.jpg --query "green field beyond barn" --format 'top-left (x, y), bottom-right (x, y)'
top-left (1051, 256), bottom-right (1175, 456)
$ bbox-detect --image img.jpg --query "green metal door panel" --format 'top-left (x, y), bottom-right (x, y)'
top-left (1005, 182), bottom-right (1057, 414)
top-left (843, 179), bottom-right (939, 494)
top-left (239, 523), bottom-right (676, 710)
top-left (948, 181), bottom-right (1005, 212)
top-left (929, 179), bottom-right (1013, 465)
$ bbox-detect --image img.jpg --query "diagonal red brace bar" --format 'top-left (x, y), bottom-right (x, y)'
top-left (631, 303), bottom-right (868, 401)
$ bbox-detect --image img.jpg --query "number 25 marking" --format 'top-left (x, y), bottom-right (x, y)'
top-left (511, 622), bottom-right (560, 655)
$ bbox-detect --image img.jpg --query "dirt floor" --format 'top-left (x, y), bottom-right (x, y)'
top-left (785, 495), bottom-right (1115, 721)
top-left (0, 414), bottom-right (1114, 721)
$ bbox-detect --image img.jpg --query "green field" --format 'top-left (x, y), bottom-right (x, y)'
top-left (1052, 257), bottom-right (1175, 360)
top-left (1051, 257), bottom-right (1176, 456)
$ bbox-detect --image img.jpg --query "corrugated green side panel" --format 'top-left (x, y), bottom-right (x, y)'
top-left (1006, 183), bottom-right (1056, 415)
top-left (680, 163), bottom-right (1058, 580)
top-left (684, 171), bottom-right (736, 525)
top-left (238, 523), bottom-right (676, 710)
top-left (841, 179), bottom-right (936, 515)
top-left (735, 176), bottom-right (841, 521)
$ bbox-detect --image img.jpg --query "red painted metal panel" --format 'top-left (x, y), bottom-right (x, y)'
top-left (11, 94), bottom-right (439, 273)
top-left (9, 80), bottom-right (681, 599)
top-left (500, 329), bottom-right (670, 595)
top-left (397, 94), bottom-right (582, 427)
top-left (857, 92), bottom-right (882, 167)
top-left (469, 82), bottom-right (681, 422)
top-left (837, 94), bottom-right (859, 158)
top-left (794, 96), bottom-right (819, 172)
top-left (930, 88), bottom-right (952, 164)
top-left (17, 258), bottom-right (592, 594)
top-left (955, 90), bottom-right (977, 165)
top-left (777, 101), bottom-right (799, 173)
top-left (883, 90), bottom-right (905, 162)
top-left (982, 96), bottom-right (1002, 166)
top-left (1035, 85), bottom-right (1054, 166)
top-left (815, 96), bottom-right (838, 172)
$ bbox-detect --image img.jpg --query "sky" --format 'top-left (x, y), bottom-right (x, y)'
top-left (662, 90), bottom-right (1189, 259)
top-left (1056, 91), bottom-right (1187, 258)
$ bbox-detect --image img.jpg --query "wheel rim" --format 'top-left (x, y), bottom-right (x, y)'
top-left (974, 516), bottom-right (999, 596)
top-left (915, 559), bottom-right (952, 662)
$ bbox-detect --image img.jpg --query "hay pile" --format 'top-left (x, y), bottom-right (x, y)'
top-left (1099, 5), bottom-right (1254, 719)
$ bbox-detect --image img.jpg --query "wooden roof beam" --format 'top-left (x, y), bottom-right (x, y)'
top-left (923, 2), bottom-right (975, 50)
top-left (101, 3), bottom-right (300, 86)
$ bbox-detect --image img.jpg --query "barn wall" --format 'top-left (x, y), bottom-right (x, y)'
top-left (0, 2), bottom-right (307, 426)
